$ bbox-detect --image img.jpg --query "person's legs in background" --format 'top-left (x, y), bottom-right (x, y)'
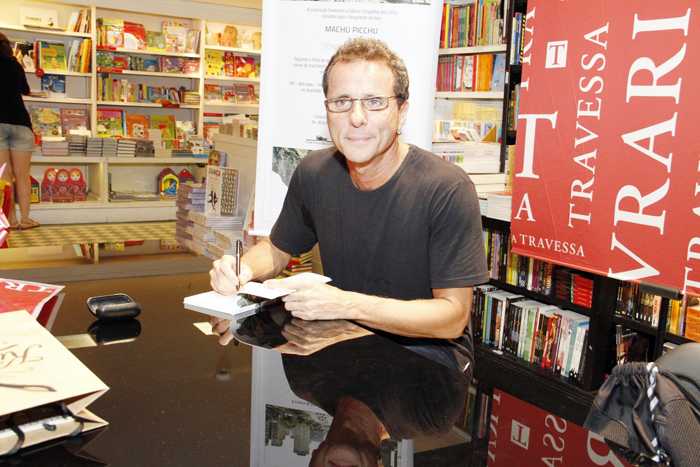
top-left (0, 153), bottom-right (17, 226)
top-left (0, 124), bottom-right (38, 229)
top-left (11, 149), bottom-right (35, 228)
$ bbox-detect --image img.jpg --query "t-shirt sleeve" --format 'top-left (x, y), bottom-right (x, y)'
top-left (269, 161), bottom-right (318, 255)
top-left (428, 178), bottom-right (490, 288)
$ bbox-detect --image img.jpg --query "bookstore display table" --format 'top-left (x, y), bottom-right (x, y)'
top-left (6, 273), bottom-right (477, 466)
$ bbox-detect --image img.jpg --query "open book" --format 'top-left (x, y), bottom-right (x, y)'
top-left (183, 272), bottom-right (331, 320)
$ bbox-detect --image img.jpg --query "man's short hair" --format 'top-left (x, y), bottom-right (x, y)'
top-left (322, 37), bottom-right (409, 106)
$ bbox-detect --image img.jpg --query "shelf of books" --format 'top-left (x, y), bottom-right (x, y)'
top-left (202, 20), bottom-right (261, 114)
top-left (434, 0), bottom-right (509, 191)
top-left (2, 1), bottom-right (262, 225)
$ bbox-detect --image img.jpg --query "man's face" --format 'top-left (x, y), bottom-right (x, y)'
top-left (326, 60), bottom-right (408, 166)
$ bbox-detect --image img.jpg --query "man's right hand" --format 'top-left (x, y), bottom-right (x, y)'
top-left (210, 255), bottom-right (253, 295)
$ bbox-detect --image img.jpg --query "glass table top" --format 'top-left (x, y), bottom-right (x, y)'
top-left (2, 272), bottom-right (477, 466)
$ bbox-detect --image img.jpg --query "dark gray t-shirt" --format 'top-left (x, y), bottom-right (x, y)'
top-left (270, 144), bottom-right (490, 372)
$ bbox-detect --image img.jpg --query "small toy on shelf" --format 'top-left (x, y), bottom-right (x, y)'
top-left (51, 169), bottom-right (74, 203)
top-left (69, 168), bottom-right (87, 202)
top-left (41, 168), bottom-right (57, 203)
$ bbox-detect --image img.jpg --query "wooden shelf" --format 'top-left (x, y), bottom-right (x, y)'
top-left (97, 68), bottom-right (201, 79)
top-left (473, 344), bottom-right (596, 426)
top-left (24, 69), bottom-right (91, 77)
top-left (24, 96), bottom-right (92, 105)
top-left (96, 46), bottom-right (199, 58)
top-left (204, 75), bottom-right (260, 83)
top-left (0, 22), bottom-right (91, 38)
top-left (438, 44), bottom-right (507, 55)
top-left (489, 278), bottom-right (592, 316)
top-left (436, 91), bottom-right (504, 100)
top-left (204, 45), bottom-right (261, 56)
top-left (96, 101), bottom-right (200, 109)
top-left (203, 101), bottom-right (258, 110)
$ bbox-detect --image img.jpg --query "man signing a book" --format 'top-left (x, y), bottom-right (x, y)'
top-left (209, 37), bottom-right (489, 373)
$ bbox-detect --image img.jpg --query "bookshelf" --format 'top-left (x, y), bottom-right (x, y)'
top-left (0, 0), bottom-right (262, 225)
top-left (434, 1), bottom-right (508, 174)
top-left (476, 213), bottom-right (700, 427)
top-left (201, 20), bottom-right (261, 114)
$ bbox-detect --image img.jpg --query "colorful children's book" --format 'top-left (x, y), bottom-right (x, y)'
top-left (103, 18), bottom-right (125, 48)
top-left (125, 114), bottom-right (149, 138)
top-left (248, 85), bottom-right (259, 104)
top-left (234, 84), bottom-right (251, 103)
top-left (149, 114), bottom-right (176, 140)
top-left (96, 108), bottom-right (125, 137)
top-left (39, 41), bottom-right (67, 71)
top-left (203, 122), bottom-right (220, 148)
top-left (185, 29), bottom-right (200, 54)
top-left (160, 57), bottom-right (181, 73)
top-left (30, 106), bottom-right (62, 138)
top-left (176, 120), bottom-right (196, 144)
top-left (60, 108), bottom-right (89, 134)
top-left (490, 53), bottom-right (507, 92)
top-left (113, 54), bottom-right (129, 70)
top-left (164, 34), bottom-right (179, 53)
top-left (161, 21), bottom-right (190, 53)
top-left (223, 52), bottom-right (236, 77)
top-left (41, 74), bottom-right (66, 95)
top-left (184, 59), bottom-right (199, 75)
top-left (143, 59), bottom-right (159, 72)
top-left (204, 84), bottom-right (222, 102)
top-left (235, 56), bottom-right (255, 78)
top-left (146, 31), bottom-right (166, 51)
top-left (204, 50), bottom-right (225, 76)
top-left (96, 51), bottom-right (115, 69)
top-left (123, 21), bottom-right (146, 50)
top-left (221, 85), bottom-right (235, 103)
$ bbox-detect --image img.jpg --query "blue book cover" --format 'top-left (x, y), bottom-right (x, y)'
top-left (490, 53), bottom-right (507, 92)
top-left (41, 74), bottom-right (66, 94)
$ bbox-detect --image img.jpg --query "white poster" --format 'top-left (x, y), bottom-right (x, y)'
top-left (253, 0), bottom-right (442, 235)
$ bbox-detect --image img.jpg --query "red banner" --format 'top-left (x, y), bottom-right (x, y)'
top-left (511, 2), bottom-right (700, 295)
top-left (487, 389), bottom-right (632, 467)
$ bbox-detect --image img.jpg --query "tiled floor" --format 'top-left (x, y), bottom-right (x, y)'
top-left (5, 221), bottom-right (177, 248)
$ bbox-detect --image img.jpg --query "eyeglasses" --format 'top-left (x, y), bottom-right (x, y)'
top-left (325, 95), bottom-right (399, 113)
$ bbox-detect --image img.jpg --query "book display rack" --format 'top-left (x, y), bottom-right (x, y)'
top-left (0, 1), bottom-right (261, 224)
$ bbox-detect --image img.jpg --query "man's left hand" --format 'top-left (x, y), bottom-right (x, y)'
top-left (263, 277), bottom-right (350, 321)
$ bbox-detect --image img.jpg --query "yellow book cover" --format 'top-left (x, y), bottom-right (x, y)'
top-left (204, 50), bottom-right (225, 77)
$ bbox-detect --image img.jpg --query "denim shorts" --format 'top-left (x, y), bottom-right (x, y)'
top-left (0, 124), bottom-right (36, 152)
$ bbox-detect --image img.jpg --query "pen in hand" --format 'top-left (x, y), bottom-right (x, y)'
top-left (235, 239), bottom-right (242, 291)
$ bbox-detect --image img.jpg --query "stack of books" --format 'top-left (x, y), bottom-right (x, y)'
top-left (186, 211), bottom-right (244, 256)
top-left (175, 184), bottom-right (205, 248)
top-left (117, 138), bottom-right (137, 157)
top-left (552, 267), bottom-right (594, 309)
top-left (67, 135), bottom-right (87, 156)
top-left (101, 138), bottom-right (118, 157)
top-left (207, 229), bottom-right (244, 260)
top-left (40, 138), bottom-right (69, 156)
top-left (279, 251), bottom-right (314, 277)
top-left (470, 173), bottom-right (506, 195)
top-left (486, 191), bottom-right (512, 221)
top-left (109, 190), bottom-right (135, 202)
top-left (175, 185), bottom-right (205, 211)
top-left (432, 141), bottom-right (501, 173)
top-left (86, 137), bottom-right (104, 156)
top-left (135, 139), bottom-right (154, 157)
top-left (133, 192), bottom-right (160, 201)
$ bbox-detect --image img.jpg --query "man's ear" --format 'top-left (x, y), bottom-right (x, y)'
top-left (398, 99), bottom-right (409, 129)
